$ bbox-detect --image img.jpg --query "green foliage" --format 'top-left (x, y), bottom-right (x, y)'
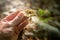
top-left (41, 17), bottom-right (52, 23)
top-left (38, 9), bottom-right (52, 23)
top-left (38, 9), bottom-right (50, 16)
top-left (38, 9), bottom-right (45, 17)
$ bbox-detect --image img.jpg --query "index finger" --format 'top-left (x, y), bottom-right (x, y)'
top-left (2, 10), bottom-right (20, 21)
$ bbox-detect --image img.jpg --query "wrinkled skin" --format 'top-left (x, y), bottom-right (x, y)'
top-left (0, 10), bottom-right (28, 40)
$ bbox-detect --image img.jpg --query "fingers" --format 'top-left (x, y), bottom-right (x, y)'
top-left (14, 19), bottom-right (28, 35)
top-left (18, 19), bottom-right (28, 31)
top-left (19, 16), bottom-right (28, 24)
top-left (1, 10), bottom-right (28, 27)
top-left (2, 10), bottom-right (27, 27)
top-left (10, 12), bottom-right (25, 26)
top-left (2, 11), bottom-right (20, 21)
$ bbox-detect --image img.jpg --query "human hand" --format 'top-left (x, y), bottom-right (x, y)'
top-left (0, 10), bottom-right (28, 40)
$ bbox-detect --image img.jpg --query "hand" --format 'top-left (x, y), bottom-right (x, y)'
top-left (0, 10), bottom-right (28, 40)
